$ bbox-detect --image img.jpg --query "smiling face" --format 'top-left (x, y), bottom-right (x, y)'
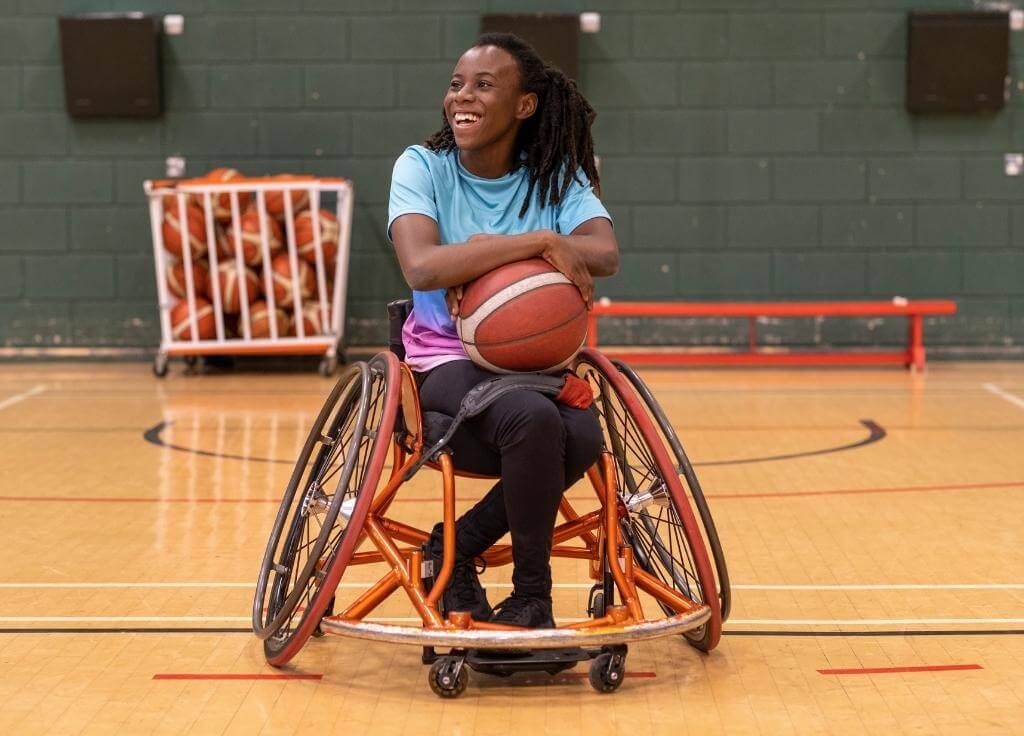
top-left (445, 45), bottom-right (538, 154)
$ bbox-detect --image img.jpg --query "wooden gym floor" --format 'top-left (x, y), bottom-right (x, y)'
top-left (0, 360), bottom-right (1022, 735)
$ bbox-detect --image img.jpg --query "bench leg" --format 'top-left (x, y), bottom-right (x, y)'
top-left (907, 314), bottom-right (925, 371)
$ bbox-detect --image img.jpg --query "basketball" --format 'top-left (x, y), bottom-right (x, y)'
top-left (216, 261), bottom-right (262, 314)
top-left (294, 209), bottom-right (339, 266)
top-left (197, 167), bottom-right (250, 222)
top-left (166, 261), bottom-right (210, 300)
top-left (457, 258), bottom-right (587, 373)
top-left (170, 297), bottom-right (216, 341)
top-left (264, 174), bottom-right (310, 219)
top-left (162, 202), bottom-right (208, 260)
top-left (270, 253), bottom-right (316, 307)
top-left (289, 302), bottom-right (329, 337)
top-left (246, 300), bottom-right (288, 339)
top-left (217, 210), bottom-right (283, 266)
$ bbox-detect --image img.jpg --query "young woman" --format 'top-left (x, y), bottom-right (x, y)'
top-left (387, 33), bottom-right (619, 629)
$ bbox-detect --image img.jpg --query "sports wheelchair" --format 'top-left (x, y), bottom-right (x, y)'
top-left (253, 299), bottom-right (730, 697)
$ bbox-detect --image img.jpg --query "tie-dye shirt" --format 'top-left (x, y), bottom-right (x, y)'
top-left (387, 145), bottom-right (611, 372)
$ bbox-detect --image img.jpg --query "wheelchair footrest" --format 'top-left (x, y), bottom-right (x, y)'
top-left (465, 646), bottom-right (594, 677)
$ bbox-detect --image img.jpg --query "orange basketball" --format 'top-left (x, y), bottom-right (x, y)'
top-left (195, 168), bottom-right (250, 222)
top-left (457, 258), bottom-right (587, 373)
top-left (162, 203), bottom-right (208, 261)
top-left (270, 253), bottom-right (315, 307)
top-left (294, 209), bottom-right (339, 265)
top-left (217, 211), bottom-right (282, 266)
top-left (289, 302), bottom-right (330, 337)
top-left (264, 175), bottom-right (310, 219)
top-left (167, 261), bottom-right (210, 300)
top-left (216, 262), bottom-right (261, 314)
top-left (246, 300), bottom-right (288, 339)
top-left (170, 297), bottom-right (216, 341)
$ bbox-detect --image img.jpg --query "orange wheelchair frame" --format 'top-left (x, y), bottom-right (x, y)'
top-left (253, 309), bottom-right (730, 696)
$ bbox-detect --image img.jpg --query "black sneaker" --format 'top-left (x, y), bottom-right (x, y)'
top-left (489, 593), bottom-right (556, 629)
top-left (423, 523), bottom-right (492, 621)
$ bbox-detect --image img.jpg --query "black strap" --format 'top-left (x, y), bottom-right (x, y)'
top-left (457, 374), bottom-right (564, 418)
top-left (402, 373), bottom-right (565, 481)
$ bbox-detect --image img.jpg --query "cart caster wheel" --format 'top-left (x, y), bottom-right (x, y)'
top-left (184, 355), bottom-right (199, 371)
top-left (152, 353), bottom-right (168, 378)
top-left (588, 649), bottom-right (627, 694)
top-left (429, 657), bottom-right (468, 698)
top-left (318, 356), bottom-right (338, 377)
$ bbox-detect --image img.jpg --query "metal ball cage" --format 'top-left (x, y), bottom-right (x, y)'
top-left (252, 306), bottom-right (730, 696)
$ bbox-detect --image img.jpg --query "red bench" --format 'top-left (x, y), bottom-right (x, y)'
top-left (585, 300), bottom-right (958, 370)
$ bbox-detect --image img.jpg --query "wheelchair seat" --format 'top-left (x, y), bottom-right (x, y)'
top-left (389, 296), bottom-right (567, 480)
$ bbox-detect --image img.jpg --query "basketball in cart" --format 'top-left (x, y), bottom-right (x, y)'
top-left (144, 170), bottom-right (354, 377)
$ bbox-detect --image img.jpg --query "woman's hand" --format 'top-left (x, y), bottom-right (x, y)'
top-left (540, 232), bottom-right (594, 308)
top-left (445, 284), bottom-right (464, 318)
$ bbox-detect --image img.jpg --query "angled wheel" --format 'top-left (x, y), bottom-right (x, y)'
top-left (588, 648), bottom-right (627, 693)
top-left (611, 359), bottom-right (731, 635)
top-left (252, 351), bottom-right (401, 666)
top-left (428, 657), bottom-right (468, 698)
top-left (575, 348), bottom-right (723, 652)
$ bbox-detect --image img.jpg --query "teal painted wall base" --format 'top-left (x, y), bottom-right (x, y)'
top-left (1, 0), bottom-right (1022, 350)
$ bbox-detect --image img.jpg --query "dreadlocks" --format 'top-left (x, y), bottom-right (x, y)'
top-left (425, 32), bottom-right (600, 218)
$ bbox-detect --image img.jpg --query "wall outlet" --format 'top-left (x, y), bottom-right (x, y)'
top-left (163, 14), bottom-right (184, 35)
top-left (1012, 10), bottom-right (1024, 31)
top-left (580, 12), bottom-right (601, 34)
top-left (1004, 153), bottom-right (1022, 176)
top-left (166, 156), bottom-right (186, 178)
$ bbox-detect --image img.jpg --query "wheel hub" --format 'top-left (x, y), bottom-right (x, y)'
top-left (622, 480), bottom-right (671, 511)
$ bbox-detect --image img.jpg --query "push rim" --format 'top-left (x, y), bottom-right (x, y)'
top-left (575, 348), bottom-right (722, 651)
top-left (263, 351), bottom-right (401, 666)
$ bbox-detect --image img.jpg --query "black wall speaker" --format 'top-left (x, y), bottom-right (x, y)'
top-left (480, 14), bottom-right (579, 81)
top-left (58, 13), bottom-right (162, 118)
top-left (906, 11), bottom-right (1009, 114)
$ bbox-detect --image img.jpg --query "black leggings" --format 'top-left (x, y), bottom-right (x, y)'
top-left (417, 359), bottom-right (603, 598)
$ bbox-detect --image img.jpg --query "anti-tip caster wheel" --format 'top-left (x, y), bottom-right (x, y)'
top-left (152, 353), bottom-right (168, 378)
top-left (429, 657), bottom-right (468, 698)
top-left (312, 596), bottom-right (335, 638)
top-left (588, 649), bottom-right (627, 694)
top-left (587, 583), bottom-right (606, 618)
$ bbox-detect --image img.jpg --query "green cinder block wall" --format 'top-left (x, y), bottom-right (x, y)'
top-left (1, 0), bottom-right (1022, 351)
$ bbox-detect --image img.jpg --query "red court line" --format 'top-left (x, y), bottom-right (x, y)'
top-left (2, 480), bottom-right (1021, 505)
top-left (817, 664), bottom-right (981, 676)
top-left (389, 479), bottom-right (1024, 503)
top-left (0, 495), bottom-right (279, 504)
top-left (563, 671), bottom-right (656, 679)
top-left (153, 673), bottom-right (322, 681)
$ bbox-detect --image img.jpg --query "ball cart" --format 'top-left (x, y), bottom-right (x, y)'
top-left (144, 172), bottom-right (354, 377)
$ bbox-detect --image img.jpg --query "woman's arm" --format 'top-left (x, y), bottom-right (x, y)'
top-left (555, 217), bottom-right (619, 279)
top-left (391, 213), bottom-right (553, 291)
top-left (391, 214), bottom-right (618, 309)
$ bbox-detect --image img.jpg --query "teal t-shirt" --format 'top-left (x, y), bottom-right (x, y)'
top-left (387, 144), bottom-right (611, 371)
